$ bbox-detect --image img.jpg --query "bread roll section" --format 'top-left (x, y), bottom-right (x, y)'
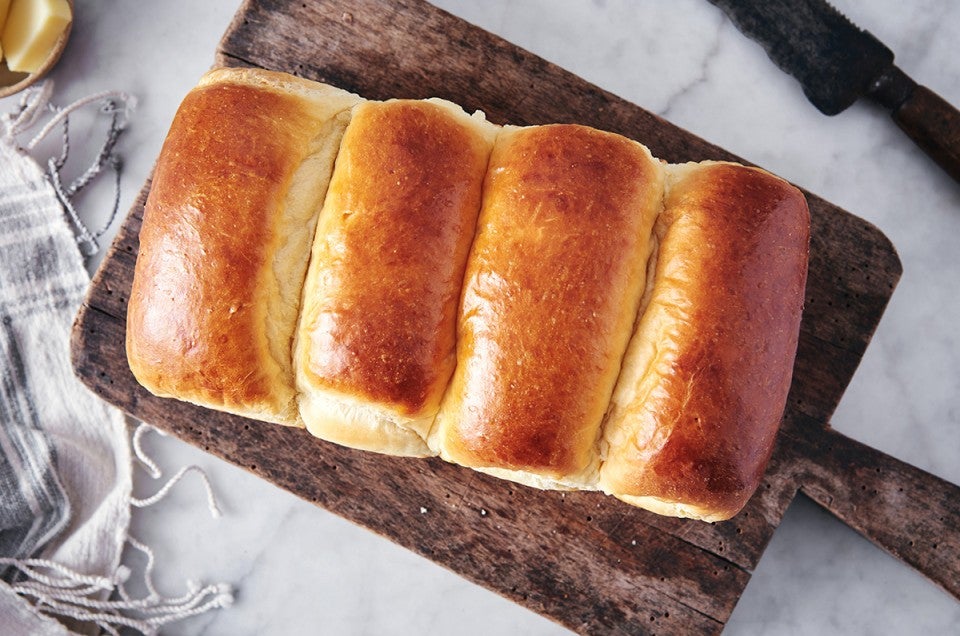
top-left (599, 162), bottom-right (810, 521)
top-left (429, 125), bottom-right (664, 489)
top-left (295, 99), bottom-right (497, 457)
top-left (126, 69), bottom-right (360, 426)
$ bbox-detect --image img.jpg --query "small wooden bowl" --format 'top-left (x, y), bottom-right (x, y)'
top-left (0, 0), bottom-right (74, 99)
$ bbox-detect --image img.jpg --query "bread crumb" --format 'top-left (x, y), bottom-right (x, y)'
top-left (420, 506), bottom-right (428, 514)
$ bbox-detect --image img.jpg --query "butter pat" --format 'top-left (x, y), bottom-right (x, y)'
top-left (2, 0), bottom-right (72, 74)
top-left (0, 0), bottom-right (10, 64)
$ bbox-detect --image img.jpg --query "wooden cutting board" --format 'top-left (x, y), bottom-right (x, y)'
top-left (70, 0), bottom-right (960, 633)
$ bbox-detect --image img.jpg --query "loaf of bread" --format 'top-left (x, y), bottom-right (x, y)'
top-left (127, 68), bottom-right (809, 521)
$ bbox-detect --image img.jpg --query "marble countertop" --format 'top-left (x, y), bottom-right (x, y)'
top-left (14, 0), bottom-right (960, 633)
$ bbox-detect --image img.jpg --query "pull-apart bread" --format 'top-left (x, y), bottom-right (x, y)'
top-left (127, 68), bottom-right (809, 521)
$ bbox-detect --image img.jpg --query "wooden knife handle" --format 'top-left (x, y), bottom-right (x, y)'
top-left (795, 425), bottom-right (960, 600)
top-left (891, 84), bottom-right (960, 183)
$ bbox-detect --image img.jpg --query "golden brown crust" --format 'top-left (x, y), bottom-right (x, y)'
top-left (431, 124), bottom-right (664, 486)
top-left (296, 99), bottom-right (496, 446)
top-left (599, 162), bottom-right (810, 521)
top-left (129, 69), bottom-right (811, 517)
top-left (126, 69), bottom-right (359, 425)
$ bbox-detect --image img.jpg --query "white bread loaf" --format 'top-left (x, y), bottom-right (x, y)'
top-left (127, 68), bottom-right (809, 521)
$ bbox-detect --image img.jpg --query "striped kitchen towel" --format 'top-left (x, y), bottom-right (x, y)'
top-left (0, 83), bottom-right (232, 635)
top-left (0, 279), bottom-right (73, 576)
top-left (0, 84), bottom-right (134, 632)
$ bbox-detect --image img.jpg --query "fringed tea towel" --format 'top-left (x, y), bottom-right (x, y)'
top-left (0, 84), bottom-right (232, 635)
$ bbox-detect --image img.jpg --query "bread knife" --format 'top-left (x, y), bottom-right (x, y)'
top-left (707, 0), bottom-right (960, 184)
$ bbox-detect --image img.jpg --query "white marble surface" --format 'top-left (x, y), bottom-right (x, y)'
top-left (10, 0), bottom-right (960, 633)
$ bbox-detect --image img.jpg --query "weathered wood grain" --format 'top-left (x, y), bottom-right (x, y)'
top-left (785, 421), bottom-right (960, 601)
top-left (69, 0), bottom-right (960, 634)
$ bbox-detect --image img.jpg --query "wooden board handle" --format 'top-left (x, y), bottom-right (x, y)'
top-left (797, 425), bottom-right (960, 600)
